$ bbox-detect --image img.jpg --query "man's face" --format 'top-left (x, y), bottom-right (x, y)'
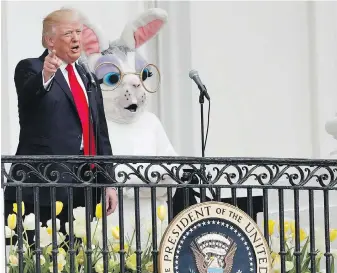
top-left (48, 21), bottom-right (83, 64)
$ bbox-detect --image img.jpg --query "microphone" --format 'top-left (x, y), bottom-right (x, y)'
top-left (189, 70), bottom-right (210, 100)
top-left (78, 56), bottom-right (97, 87)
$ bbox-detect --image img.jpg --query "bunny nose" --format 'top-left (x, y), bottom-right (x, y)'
top-left (127, 75), bottom-right (141, 88)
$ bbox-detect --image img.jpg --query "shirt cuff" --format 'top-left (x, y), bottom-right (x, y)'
top-left (42, 70), bottom-right (55, 90)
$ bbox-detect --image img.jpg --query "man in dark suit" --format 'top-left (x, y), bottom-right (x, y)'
top-left (4, 8), bottom-right (117, 239)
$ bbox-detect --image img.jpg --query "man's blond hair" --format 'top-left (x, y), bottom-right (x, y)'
top-left (42, 8), bottom-right (81, 48)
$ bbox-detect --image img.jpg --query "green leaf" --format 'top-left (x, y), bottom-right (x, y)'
top-left (301, 255), bottom-right (311, 272)
top-left (300, 238), bottom-right (310, 266)
top-left (315, 254), bottom-right (322, 272)
top-left (331, 256), bottom-right (335, 273)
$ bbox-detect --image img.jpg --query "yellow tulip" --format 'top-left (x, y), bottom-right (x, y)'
top-left (299, 228), bottom-right (307, 242)
top-left (76, 250), bottom-right (84, 265)
top-left (272, 253), bottom-right (280, 265)
top-left (145, 261), bottom-right (153, 273)
top-left (112, 243), bottom-right (129, 253)
top-left (157, 205), bottom-right (167, 221)
top-left (330, 229), bottom-right (337, 242)
top-left (58, 248), bottom-right (66, 257)
top-left (13, 202), bottom-right (25, 215)
top-left (109, 260), bottom-right (118, 271)
top-left (95, 203), bottom-right (103, 219)
top-left (49, 255), bottom-right (66, 272)
top-left (7, 214), bottom-right (17, 230)
top-left (95, 260), bottom-right (104, 273)
top-left (57, 262), bottom-right (64, 271)
top-left (291, 228), bottom-right (307, 242)
top-left (8, 255), bottom-right (18, 266)
top-left (46, 245), bottom-right (52, 255)
top-left (111, 226), bottom-right (120, 240)
top-left (278, 221), bottom-right (290, 233)
top-left (126, 253), bottom-right (137, 271)
top-left (290, 221), bottom-right (295, 233)
top-left (56, 201), bottom-right (63, 216)
top-left (268, 220), bottom-right (276, 236)
top-left (271, 252), bottom-right (278, 259)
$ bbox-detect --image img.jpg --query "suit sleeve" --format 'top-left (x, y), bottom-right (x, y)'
top-left (94, 79), bottom-right (115, 186)
top-left (96, 84), bottom-right (113, 156)
top-left (14, 59), bottom-right (48, 107)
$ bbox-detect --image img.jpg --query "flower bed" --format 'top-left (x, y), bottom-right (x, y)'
top-left (265, 219), bottom-right (337, 273)
top-left (6, 201), bottom-right (167, 273)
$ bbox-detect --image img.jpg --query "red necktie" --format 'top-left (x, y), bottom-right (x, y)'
top-left (66, 64), bottom-right (96, 156)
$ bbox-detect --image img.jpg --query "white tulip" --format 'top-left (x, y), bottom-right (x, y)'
top-left (34, 227), bottom-right (52, 248)
top-left (49, 253), bottom-right (66, 273)
top-left (73, 207), bottom-right (86, 222)
top-left (23, 213), bottom-right (35, 230)
top-left (65, 222), bottom-right (69, 234)
top-left (5, 226), bottom-right (15, 238)
top-left (57, 232), bottom-right (66, 245)
top-left (46, 218), bottom-right (60, 232)
top-left (91, 220), bottom-right (102, 246)
top-left (33, 255), bottom-right (45, 266)
top-left (74, 220), bottom-right (86, 238)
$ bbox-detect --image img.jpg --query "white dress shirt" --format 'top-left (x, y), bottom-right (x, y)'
top-left (42, 60), bottom-right (88, 150)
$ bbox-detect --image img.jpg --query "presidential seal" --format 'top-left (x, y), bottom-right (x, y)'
top-left (159, 202), bottom-right (271, 273)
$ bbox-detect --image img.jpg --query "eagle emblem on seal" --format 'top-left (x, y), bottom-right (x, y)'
top-left (190, 233), bottom-right (237, 273)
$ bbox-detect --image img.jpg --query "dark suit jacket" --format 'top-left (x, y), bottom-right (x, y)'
top-left (5, 49), bottom-right (113, 206)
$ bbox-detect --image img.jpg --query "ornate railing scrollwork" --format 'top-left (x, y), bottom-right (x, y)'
top-left (1, 156), bottom-right (336, 189)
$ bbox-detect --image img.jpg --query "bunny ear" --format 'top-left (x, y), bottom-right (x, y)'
top-left (59, 6), bottom-right (109, 54)
top-left (82, 24), bottom-right (101, 54)
top-left (119, 8), bottom-right (168, 49)
top-left (81, 16), bottom-right (109, 56)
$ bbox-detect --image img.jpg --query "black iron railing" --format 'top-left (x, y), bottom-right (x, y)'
top-left (1, 155), bottom-right (337, 273)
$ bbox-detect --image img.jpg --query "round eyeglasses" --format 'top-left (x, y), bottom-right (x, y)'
top-left (95, 62), bottom-right (161, 93)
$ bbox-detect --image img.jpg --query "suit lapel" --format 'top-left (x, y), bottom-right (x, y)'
top-left (75, 63), bottom-right (89, 92)
top-left (54, 69), bottom-right (76, 108)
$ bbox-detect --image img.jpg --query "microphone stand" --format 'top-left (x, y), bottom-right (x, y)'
top-left (87, 78), bottom-right (93, 220)
top-left (85, 67), bottom-right (96, 220)
top-left (197, 84), bottom-right (217, 201)
top-left (198, 85), bottom-right (208, 191)
top-left (199, 85), bottom-right (206, 158)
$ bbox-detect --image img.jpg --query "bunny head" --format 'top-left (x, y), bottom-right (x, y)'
top-left (80, 8), bottom-right (168, 123)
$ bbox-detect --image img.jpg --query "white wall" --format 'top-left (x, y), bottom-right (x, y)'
top-left (189, 1), bottom-right (315, 158)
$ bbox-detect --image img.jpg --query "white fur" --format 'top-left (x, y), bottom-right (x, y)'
top-left (78, 8), bottom-right (176, 247)
top-left (118, 8), bottom-right (168, 49)
top-left (106, 111), bottom-right (177, 246)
